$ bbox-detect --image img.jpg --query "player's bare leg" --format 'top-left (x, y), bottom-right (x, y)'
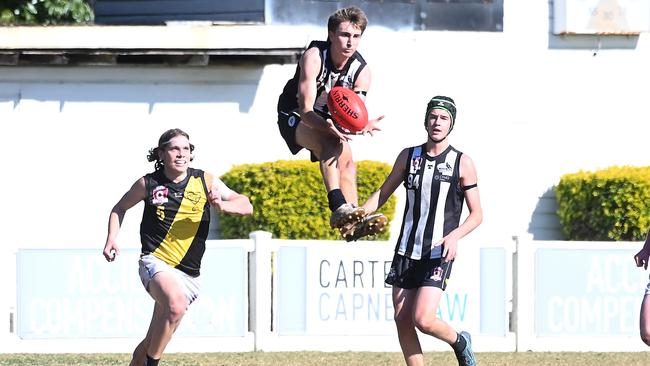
top-left (296, 123), bottom-right (343, 193)
top-left (129, 339), bottom-right (147, 366)
top-left (323, 144), bottom-right (364, 228)
top-left (393, 287), bottom-right (425, 366)
top-left (413, 287), bottom-right (457, 342)
top-left (338, 142), bottom-right (357, 205)
top-left (414, 287), bottom-right (476, 366)
top-left (296, 123), bottom-right (365, 229)
top-left (641, 294), bottom-right (650, 346)
top-left (143, 272), bottom-right (188, 361)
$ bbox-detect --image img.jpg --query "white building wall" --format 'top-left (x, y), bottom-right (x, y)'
top-left (1, 0), bottom-right (649, 254)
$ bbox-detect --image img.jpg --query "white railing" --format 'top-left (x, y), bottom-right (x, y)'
top-left (513, 237), bottom-right (648, 351)
top-left (0, 232), bottom-right (647, 353)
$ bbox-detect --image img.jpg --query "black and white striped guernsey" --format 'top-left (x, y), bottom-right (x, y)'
top-left (277, 40), bottom-right (367, 116)
top-left (395, 144), bottom-right (465, 260)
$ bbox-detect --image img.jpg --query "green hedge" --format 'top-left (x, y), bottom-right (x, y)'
top-left (556, 166), bottom-right (650, 241)
top-left (219, 160), bottom-right (397, 240)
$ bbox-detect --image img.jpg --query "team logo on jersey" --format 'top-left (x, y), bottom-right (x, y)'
top-left (151, 185), bottom-right (169, 205)
top-left (185, 191), bottom-right (202, 205)
top-left (434, 174), bottom-right (452, 182)
top-left (410, 157), bottom-right (422, 174)
top-left (288, 115), bottom-right (296, 127)
top-left (437, 162), bottom-right (453, 175)
top-left (340, 75), bottom-right (353, 88)
top-left (430, 266), bottom-right (444, 282)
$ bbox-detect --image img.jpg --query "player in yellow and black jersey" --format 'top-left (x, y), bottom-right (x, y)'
top-left (102, 128), bottom-right (253, 366)
top-left (140, 166), bottom-right (211, 277)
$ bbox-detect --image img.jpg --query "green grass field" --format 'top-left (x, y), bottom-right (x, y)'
top-left (0, 351), bottom-right (648, 365)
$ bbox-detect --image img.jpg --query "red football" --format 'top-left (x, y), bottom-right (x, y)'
top-left (326, 86), bottom-right (369, 133)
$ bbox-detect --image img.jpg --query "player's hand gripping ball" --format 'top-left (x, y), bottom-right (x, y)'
top-left (326, 86), bottom-right (369, 134)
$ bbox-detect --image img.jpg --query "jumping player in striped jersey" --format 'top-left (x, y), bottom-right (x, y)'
top-left (353, 96), bottom-right (482, 366)
top-left (276, 6), bottom-right (386, 239)
top-left (102, 128), bottom-right (253, 366)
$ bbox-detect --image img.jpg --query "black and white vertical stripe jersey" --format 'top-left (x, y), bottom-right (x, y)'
top-left (395, 144), bottom-right (465, 260)
top-left (277, 40), bottom-right (367, 116)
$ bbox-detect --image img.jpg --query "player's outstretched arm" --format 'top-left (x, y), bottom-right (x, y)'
top-left (103, 177), bottom-right (146, 262)
top-left (206, 173), bottom-right (253, 216)
top-left (353, 67), bottom-right (385, 137)
top-left (361, 115), bottom-right (385, 136)
top-left (212, 192), bottom-right (253, 216)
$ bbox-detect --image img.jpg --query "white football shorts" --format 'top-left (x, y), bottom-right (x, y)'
top-left (138, 254), bottom-right (201, 306)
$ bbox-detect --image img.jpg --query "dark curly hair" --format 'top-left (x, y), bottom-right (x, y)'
top-left (147, 128), bottom-right (195, 171)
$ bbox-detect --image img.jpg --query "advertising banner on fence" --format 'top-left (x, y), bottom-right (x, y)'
top-left (535, 248), bottom-right (647, 336)
top-left (17, 246), bottom-right (248, 338)
top-left (301, 242), bottom-right (481, 335)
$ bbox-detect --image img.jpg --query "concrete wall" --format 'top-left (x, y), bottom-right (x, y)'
top-left (1, 0), bottom-right (650, 253)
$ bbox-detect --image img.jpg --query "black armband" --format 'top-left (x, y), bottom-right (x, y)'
top-left (462, 183), bottom-right (478, 191)
top-left (355, 90), bottom-right (368, 96)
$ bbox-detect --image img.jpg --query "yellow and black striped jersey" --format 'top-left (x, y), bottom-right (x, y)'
top-left (140, 168), bottom-right (210, 277)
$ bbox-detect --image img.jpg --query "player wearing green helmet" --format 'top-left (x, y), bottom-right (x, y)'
top-left (353, 96), bottom-right (482, 366)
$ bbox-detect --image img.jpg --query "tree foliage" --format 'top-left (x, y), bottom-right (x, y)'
top-left (0, 0), bottom-right (93, 25)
